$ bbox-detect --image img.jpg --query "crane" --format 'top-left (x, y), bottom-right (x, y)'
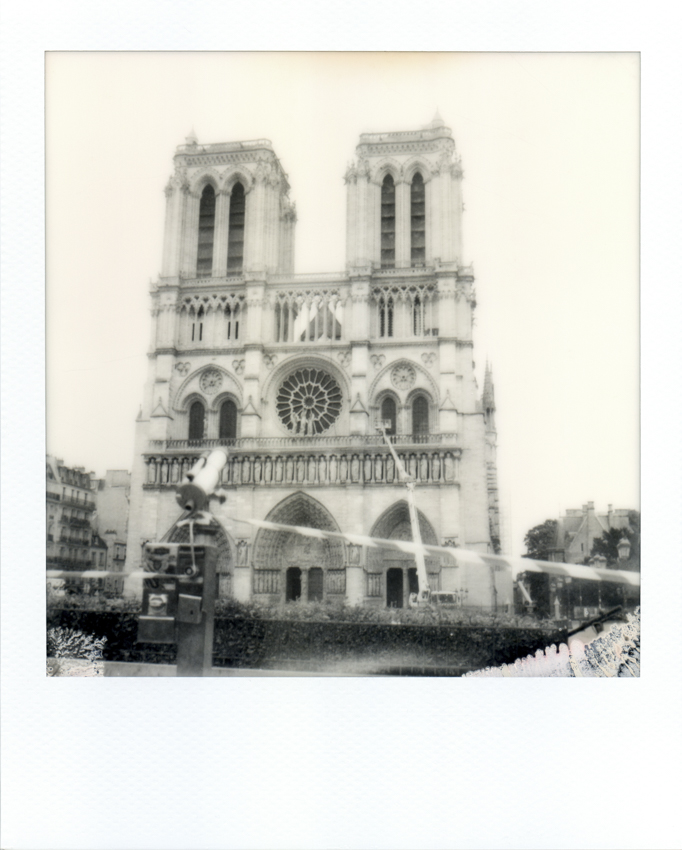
top-left (376, 420), bottom-right (432, 607)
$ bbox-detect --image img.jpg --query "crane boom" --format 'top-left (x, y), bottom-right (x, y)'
top-left (378, 423), bottom-right (431, 605)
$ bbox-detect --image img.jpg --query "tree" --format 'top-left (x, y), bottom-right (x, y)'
top-left (523, 519), bottom-right (558, 561)
top-left (590, 511), bottom-right (640, 569)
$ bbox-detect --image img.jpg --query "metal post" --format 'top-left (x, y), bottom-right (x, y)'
top-left (175, 521), bottom-right (218, 677)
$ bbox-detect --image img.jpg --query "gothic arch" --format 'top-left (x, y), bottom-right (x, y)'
top-left (372, 389), bottom-right (401, 433)
top-left (367, 500), bottom-right (439, 571)
top-left (368, 358), bottom-right (440, 407)
top-left (261, 353), bottom-right (352, 404)
top-left (210, 390), bottom-right (242, 412)
top-left (173, 365), bottom-right (243, 412)
top-left (402, 158), bottom-right (432, 185)
top-left (180, 391), bottom-right (207, 413)
top-left (252, 492), bottom-right (344, 570)
top-left (405, 386), bottom-right (435, 407)
top-left (370, 500), bottom-right (438, 543)
top-left (371, 158), bottom-right (403, 185)
top-left (189, 167), bottom-right (222, 196)
top-left (178, 293), bottom-right (246, 313)
top-left (222, 167), bottom-right (254, 195)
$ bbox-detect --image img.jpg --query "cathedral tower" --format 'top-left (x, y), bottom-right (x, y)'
top-left (126, 118), bottom-right (505, 610)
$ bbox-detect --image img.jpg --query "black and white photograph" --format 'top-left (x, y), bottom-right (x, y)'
top-left (2, 18), bottom-right (681, 850)
top-left (45, 52), bottom-right (639, 678)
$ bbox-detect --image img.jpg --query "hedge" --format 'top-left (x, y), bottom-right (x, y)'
top-left (47, 608), bottom-right (565, 674)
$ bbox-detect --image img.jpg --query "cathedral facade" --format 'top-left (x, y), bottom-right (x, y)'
top-left (125, 115), bottom-right (502, 608)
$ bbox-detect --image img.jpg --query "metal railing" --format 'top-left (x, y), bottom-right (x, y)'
top-left (60, 497), bottom-right (96, 510)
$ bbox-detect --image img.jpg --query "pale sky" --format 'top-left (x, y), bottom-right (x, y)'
top-left (3, 7), bottom-right (682, 848)
top-left (46, 52), bottom-right (639, 555)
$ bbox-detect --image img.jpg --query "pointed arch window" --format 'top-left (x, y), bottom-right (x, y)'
top-left (413, 295), bottom-right (424, 336)
top-left (219, 400), bottom-right (238, 441)
top-left (381, 175), bottom-right (396, 268)
top-left (227, 182), bottom-right (245, 273)
top-left (188, 401), bottom-right (205, 442)
top-left (412, 396), bottom-right (429, 440)
top-left (191, 306), bottom-right (204, 342)
top-left (379, 294), bottom-right (394, 338)
top-left (410, 172), bottom-right (426, 267)
top-left (225, 303), bottom-right (240, 340)
top-left (197, 185), bottom-right (216, 277)
top-left (380, 397), bottom-right (397, 435)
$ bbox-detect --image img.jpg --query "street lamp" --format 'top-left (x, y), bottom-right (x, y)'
top-left (617, 536), bottom-right (632, 611)
top-left (617, 536), bottom-right (631, 562)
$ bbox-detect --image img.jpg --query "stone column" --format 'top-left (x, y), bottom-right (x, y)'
top-left (369, 181), bottom-right (379, 268)
top-left (424, 178), bottom-right (433, 266)
top-left (345, 543), bottom-right (365, 605)
top-left (430, 172), bottom-right (443, 264)
top-left (395, 179), bottom-right (409, 268)
top-left (180, 189), bottom-right (200, 277)
top-left (161, 182), bottom-right (185, 278)
top-left (438, 169), bottom-right (450, 264)
top-left (232, 565), bottom-right (251, 602)
top-left (349, 277), bottom-right (370, 340)
top-left (213, 189), bottom-right (230, 277)
top-left (243, 182), bottom-right (263, 273)
top-left (345, 169), bottom-right (358, 267)
top-left (264, 183), bottom-right (281, 273)
top-left (450, 163), bottom-right (464, 263)
top-left (357, 174), bottom-right (372, 266)
top-left (349, 276), bottom-right (370, 436)
top-left (280, 208), bottom-right (296, 274)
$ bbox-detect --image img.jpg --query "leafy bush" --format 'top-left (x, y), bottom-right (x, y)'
top-left (47, 586), bottom-right (140, 614)
top-left (47, 627), bottom-right (107, 661)
top-left (214, 596), bottom-right (545, 629)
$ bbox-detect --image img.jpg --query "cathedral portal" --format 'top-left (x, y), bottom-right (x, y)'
top-left (252, 493), bottom-right (345, 603)
top-left (368, 501), bottom-right (441, 608)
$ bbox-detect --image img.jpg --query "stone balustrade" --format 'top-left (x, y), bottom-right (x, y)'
top-left (149, 433), bottom-right (454, 452)
top-left (143, 446), bottom-right (460, 489)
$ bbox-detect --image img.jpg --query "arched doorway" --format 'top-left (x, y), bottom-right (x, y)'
top-left (369, 501), bottom-right (439, 608)
top-left (308, 567), bottom-right (324, 602)
top-left (386, 568), bottom-right (403, 608)
top-left (252, 493), bottom-right (344, 602)
top-left (285, 567), bottom-right (302, 602)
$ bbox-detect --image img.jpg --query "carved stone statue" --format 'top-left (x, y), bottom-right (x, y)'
top-left (236, 540), bottom-right (249, 566)
top-left (351, 455), bottom-right (360, 483)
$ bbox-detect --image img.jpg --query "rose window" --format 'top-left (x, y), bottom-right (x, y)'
top-left (276, 368), bottom-right (342, 435)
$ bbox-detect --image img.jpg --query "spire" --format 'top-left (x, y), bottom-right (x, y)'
top-left (483, 361), bottom-right (495, 411)
top-left (185, 128), bottom-right (198, 146)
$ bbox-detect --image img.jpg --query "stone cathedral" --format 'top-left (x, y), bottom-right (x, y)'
top-left (126, 115), bottom-right (502, 608)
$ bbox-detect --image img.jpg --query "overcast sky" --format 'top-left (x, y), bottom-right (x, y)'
top-left (46, 52), bottom-right (639, 555)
